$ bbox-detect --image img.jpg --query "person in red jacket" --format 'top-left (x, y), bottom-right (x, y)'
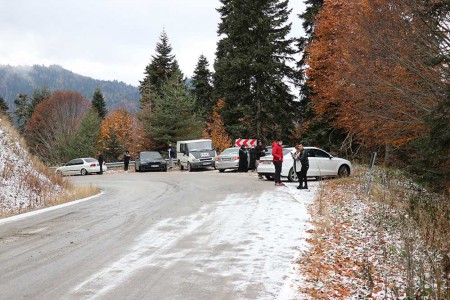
top-left (272, 140), bottom-right (284, 186)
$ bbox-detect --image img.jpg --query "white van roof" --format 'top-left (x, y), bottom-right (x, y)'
top-left (177, 139), bottom-right (211, 144)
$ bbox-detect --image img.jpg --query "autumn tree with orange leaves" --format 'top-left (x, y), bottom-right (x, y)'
top-left (98, 108), bottom-right (146, 161)
top-left (25, 90), bottom-right (98, 164)
top-left (203, 99), bottom-right (232, 153)
top-left (305, 0), bottom-right (449, 179)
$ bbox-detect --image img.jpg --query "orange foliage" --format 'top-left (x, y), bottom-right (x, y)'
top-left (203, 99), bottom-right (232, 153)
top-left (305, 0), bottom-right (443, 147)
top-left (98, 108), bottom-right (146, 159)
top-left (25, 90), bottom-right (90, 162)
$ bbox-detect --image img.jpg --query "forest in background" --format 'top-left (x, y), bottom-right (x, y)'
top-left (0, 64), bottom-right (140, 113)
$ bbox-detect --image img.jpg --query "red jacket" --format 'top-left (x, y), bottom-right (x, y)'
top-left (272, 141), bottom-right (283, 162)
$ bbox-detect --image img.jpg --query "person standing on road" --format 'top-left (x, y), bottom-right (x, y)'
top-left (297, 144), bottom-right (309, 189)
top-left (168, 144), bottom-right (175, 169)
top-left (291, 144), bottom-right (301, 177)
top-left (238, 144), bottom-right (248, 172)
top-left (255, 140), bottom-right (266, 178)
top-left (272, 140), bottom-right (284, 186)
top-left (98, 150), bottom-right (105, 174)
top-left (124, 150), bottom-right (131, 171)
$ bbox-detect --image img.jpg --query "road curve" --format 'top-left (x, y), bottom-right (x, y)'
top-left (0, 170), bottom-right (315, 299)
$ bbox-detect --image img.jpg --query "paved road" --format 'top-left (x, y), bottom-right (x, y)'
top-left (0, 170), bottom-right (314, 299)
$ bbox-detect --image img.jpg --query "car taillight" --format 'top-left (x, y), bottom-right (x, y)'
top-left (234, 156), bottom-right (239, 160)
top-left (90, 163), bottom-right (96, 167)
top-left (215, 157), bottom-right (220, 161)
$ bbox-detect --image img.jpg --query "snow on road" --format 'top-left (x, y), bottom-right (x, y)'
top-left (72, 182), bottom-right (318, 299)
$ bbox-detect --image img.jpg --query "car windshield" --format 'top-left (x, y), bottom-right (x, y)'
top-left (140, 152), bottom-right (162, 159)
top-left (283, 148), bottom-right (293, 155)
top-left (187, 141), bottom-right (213, 151)
top-left (264, 148), bottom-right (292, 157)
top-left (220, 148), bottom-right (239, 155)
top-left (84, 158), bottom-right (97, 163)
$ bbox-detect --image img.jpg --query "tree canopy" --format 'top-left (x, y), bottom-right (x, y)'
top-left (214, 0), bottom-right (298, 142)
top-left (92, 87), bottom-right (107, 119)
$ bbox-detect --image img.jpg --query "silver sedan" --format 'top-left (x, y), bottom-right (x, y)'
top-left (215, 147), bottom-right (241, 172)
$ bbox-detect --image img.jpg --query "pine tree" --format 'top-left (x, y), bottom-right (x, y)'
top-left (31, 87), bottom-right (51, 110)
top-left (69, 109), bottom-right (101, 159)
top-left (92, 87), bottom-right (107, 119)
top-left (192, 55), bottom-right (214, 118)
top-left (14, 87), bottom-right (51, 133)
top-left (103, 129), bottom-right (122, 162)
top-left (142, 71), bottom-right (203, 150)
top-left (14, 93), bottom-right (32, 133)
top-left (0, 96), bottom-right (9, 114)
top-left (214, 0), bottom-right (297, 142)
top-left (139, 30), bottom-right (179, 110)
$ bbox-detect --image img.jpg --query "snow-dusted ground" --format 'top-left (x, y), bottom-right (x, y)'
top-left (0, 118), bottom-right (63, 214)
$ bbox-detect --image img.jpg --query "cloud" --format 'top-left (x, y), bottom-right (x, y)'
top-left (0, 0), bottom-right (305, 86)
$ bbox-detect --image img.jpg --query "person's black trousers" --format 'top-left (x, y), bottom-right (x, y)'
top-left (273, 161), bottom-right (282, 183)
top-left (298, 165), bottom-right (309, 188)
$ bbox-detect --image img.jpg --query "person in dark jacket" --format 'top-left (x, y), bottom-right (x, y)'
top-left (297, 144), bottom-right (309, 189)
top-left (98, 150), bottom-right (105, 174)
top-left (168, 144), bottom-right (175, 169)
top-left (238, 145), bottom-right (248, 172)
top-left (272, 140), bottom-right (284, 186)
top-left (255, 140), bottom-right (266, 178)
top-left (124, 151), bottom-right (131, 171)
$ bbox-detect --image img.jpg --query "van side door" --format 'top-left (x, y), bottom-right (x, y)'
top-left (179, 143), bottom-right (188, 167)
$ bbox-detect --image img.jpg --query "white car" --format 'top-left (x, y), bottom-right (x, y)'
top-left (257, 147), bottom-right (352, 182)
top-left (56, 157), bottom-right (107, 176)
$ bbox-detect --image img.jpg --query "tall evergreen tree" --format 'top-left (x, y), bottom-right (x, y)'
top-left (92, 87), bottom-right (107, 119)
top-left (214, 0), bottom-right (297, 142)
top-left (0, 96), bottom-right (9, 114)
top-left (69, 109), bottom-right (101, 159)
top-left (139, 30), bottom-right (180, 110)
top-left (14, 87), bottom-right (51, 133)
top-left (192, 55), bottom-right (214, 118)
top-left (141, 70), bottom-right (203, 150)
top-left (14, 93), bottom-right (32, 133)
top-left (31, 87), bottom-right (51, 110)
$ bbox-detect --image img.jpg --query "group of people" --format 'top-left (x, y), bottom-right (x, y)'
top-left (238, 140), bottom-right (267, 173)
top-left (271, 140), bottom-right (309, 189)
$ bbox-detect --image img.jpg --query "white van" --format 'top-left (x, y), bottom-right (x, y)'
top-left (176, 139), bottom-right (217, 172)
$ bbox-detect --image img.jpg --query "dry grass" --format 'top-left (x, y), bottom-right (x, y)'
top-left (46, 183), bottom-right (100, 207)
top-left (300, 165), bottom-right (450, 298)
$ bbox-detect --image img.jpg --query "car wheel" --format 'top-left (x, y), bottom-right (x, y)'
top-left (56, 170), bottom-right (63, 177)
top-left (288, 168), bottom-right (298, 182)
top-left (265, 175), bottom-right (273, 181)
top-left (164, 167), bottom-right (168, 172)
top-left (179, 161), bottom-right (184, 171)
top-left (80, 168), bottom-right (87, 176)
top-left (187, 162), bottom-right (192, 172)
top-left (219, 169), bottom-right (225, 173)
top-left (338, 165), bottom-right (350, 177)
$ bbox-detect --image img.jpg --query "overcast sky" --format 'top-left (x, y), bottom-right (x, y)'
top-left (0, 0), bottom-right (306, 87)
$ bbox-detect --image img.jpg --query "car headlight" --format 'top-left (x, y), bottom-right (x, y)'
top-left (192, 159), bottom-right (200, 162)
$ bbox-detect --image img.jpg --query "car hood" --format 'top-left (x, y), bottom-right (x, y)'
top-left (140, 158), bottom-right (165, 163)
top-left (190, 150), bottom-right (216, 159)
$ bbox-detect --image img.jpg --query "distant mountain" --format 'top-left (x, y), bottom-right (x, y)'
top-left (0, 64), bottom-right (141, 113)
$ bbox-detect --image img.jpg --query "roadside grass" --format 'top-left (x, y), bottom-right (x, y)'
top-left (299, 165), bottom-right (449, 298)
top-left (0, 115), bottom-right (100, 218)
